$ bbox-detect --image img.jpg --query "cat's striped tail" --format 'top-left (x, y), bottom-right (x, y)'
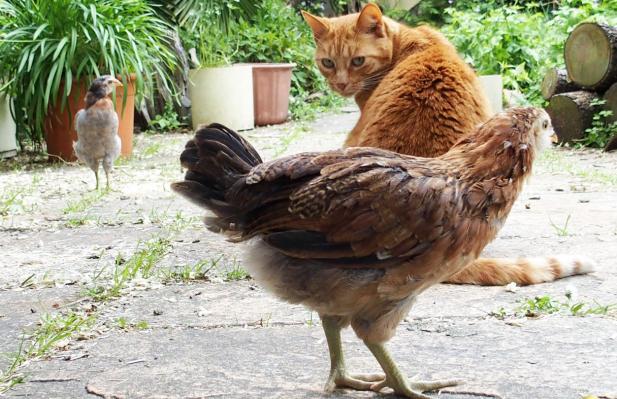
top-left (445, 256), bottom-right (596, 286)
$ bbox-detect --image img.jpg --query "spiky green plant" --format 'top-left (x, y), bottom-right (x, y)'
top-left (169, 0), bottom-right (258, 30)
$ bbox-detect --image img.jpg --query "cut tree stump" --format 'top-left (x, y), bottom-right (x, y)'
top-left (546, 91), bottom-right (599, 143)
top-left (541, 68), bottom-right (580, 99)
top-left (565, 22), bottom-right (617, 92)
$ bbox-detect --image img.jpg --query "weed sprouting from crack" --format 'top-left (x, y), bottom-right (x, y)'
top-left (116, 317), bottom-right (149, 330)
top-left (0, 175), bottom-right (41, 217)
top-left (224, 259), bottom-right (250, 282)
top-left (159, 256), bottom-right (222, 283)
top-left (549, 214), bottom-right (571, 237)
top-left (85, 237), bottom-right (172, 301)
top-left (0, 312), bottom-right (94, 393)
top-left (490, 292), bottom-right (616, 320)
top-left (62, 188), bottom-right (109, 215)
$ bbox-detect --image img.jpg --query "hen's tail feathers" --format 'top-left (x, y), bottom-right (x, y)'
top-left (171, 123), bottom-right (262, 219)
top-left (446, 256), bottom-right (596, 286)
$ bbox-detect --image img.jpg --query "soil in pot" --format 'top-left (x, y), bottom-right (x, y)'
top-left (44, 76), bottom-right (135, 162)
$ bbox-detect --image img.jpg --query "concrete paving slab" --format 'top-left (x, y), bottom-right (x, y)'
top-left (2, 109), bottom-right (617, 399)
top-left (5, 315), bottom-right (616, 399)
top-left (0, 287), bottom-right (80, 370)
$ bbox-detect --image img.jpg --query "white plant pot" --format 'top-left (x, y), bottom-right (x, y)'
top-left (0, 94), bottom-right (17, 158)
top-left (189, 65), bottom-right (254, 131)
top-left (478, 74), bottom-right (503, 115)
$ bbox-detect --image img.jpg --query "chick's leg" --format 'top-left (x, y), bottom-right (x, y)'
top-left (321, 316), bottom-right (384, 392)
top-left (102, 156), bottom-right (113, 191)
top-left (365, 341), bottom-right (462, 399)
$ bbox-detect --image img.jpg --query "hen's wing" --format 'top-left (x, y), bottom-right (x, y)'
top-left (218, 147), bottom-right (475, 269)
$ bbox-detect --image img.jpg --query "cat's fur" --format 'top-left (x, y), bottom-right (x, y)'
top-left (302, 4), bottom-right (594, 285)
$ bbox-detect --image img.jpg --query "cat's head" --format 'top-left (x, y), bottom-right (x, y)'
top-left (302, 4), bottom-right (395, 97)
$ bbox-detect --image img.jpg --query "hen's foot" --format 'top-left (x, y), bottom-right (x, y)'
top-left (365, 341), bottom-right (462, 398)
top-left (370, 377), bottom-right (462, 398)
top-left (324, 370), bottom-right (384, 392)
top-left (321, 316), bottom-right (385, 392)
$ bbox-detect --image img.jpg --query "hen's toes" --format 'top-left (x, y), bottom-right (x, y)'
top-left (410, 378), bottom-right (463, 392)
top-left (370, 377), bottom-right (463, 399)
top-left (324, 370), bottom-right (383, 392)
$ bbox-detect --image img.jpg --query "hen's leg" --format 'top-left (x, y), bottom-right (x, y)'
top-left (94, 169), bottom-right (99, 191)
top-left (364, 342), bottom-right (462, 399)
top-left (321, 316), bottom-right (384, 392)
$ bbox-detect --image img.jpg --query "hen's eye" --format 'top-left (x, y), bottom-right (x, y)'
top-left (542, 120), bottom-right (549, 129)
top-left (321, 58), bottom-right (335, 69)
top-left (352, 56), bottom-right (365, 67)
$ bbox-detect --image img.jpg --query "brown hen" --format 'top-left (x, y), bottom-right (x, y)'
top-left (172, 107), bottom-right (556, 398)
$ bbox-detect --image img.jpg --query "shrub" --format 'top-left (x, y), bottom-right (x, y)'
top-left (440, 0), bottom-right (617, 104)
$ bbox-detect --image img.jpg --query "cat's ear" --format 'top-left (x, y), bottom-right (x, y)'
top-left (356, 3), bottom-right (385, 37)
top-left (301, 10), bottom-right (329, 39)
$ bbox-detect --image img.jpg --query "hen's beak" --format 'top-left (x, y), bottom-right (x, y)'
top-left (111, 78), bottom-right (123, 87)
top-left (551, 133), bottom-right (559, 143)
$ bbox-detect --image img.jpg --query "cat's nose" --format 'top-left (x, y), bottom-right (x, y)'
top-left (335, 82), bottom-right (348, 91)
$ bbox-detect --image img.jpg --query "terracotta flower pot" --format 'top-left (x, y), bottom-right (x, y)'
top-left (250, 63), bottom-right (295, 126)
top-left (44, 76), bottom-right (136, 162)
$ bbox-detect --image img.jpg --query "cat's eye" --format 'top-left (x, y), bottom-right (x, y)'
top-left (542, 120), bottom-right (549, 129)
top-left (321, 58), bottom-right (335, 69)
top-left (351, 56), bottom-right (365, 67)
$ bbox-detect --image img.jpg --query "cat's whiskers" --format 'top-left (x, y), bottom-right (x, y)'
top-left (361, 68), bottom-right (392, 90)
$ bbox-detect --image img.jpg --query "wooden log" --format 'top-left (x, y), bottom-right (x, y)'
top-left (605, 135), bottom-right (617, 152)
top-left (604, 81), bottom-right (617, 123)
top-left (546, 91), bottom-right (600, 143)
top-left (565, 22), bottom-right (617, 92)
top-left (541, 68), bottom-right (580, 100)
top-left (603, 82), bottom-right (617, 151)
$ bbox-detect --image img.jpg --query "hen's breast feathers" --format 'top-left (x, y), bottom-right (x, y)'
top-left (217, 147), bottom-right (501, 272)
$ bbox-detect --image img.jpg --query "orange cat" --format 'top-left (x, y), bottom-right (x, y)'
top-left (302, 4), bottom-right (594, 285)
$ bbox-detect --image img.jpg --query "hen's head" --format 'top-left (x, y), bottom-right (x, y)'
top-left (447, 107), bottom-right (557, 181)
top-left (88, 75), bottom-right (123, 97)
top-left (514, 107), bottom-right (557, 154)
top-left (455, 107), bottom-right (557, 156)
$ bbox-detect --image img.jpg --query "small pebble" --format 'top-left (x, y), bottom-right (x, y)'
top-left (153, 309), bottom-right (163, 316)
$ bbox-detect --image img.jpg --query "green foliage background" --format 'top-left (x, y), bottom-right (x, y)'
top-left (440, 0), bottom-right (617, 104)
top-left (385, 0), bottom-right (617, 105)
top-left (180, 0), bottom-right (341, 119)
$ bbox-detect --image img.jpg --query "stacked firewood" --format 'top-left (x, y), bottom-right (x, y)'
top-left (543, 22), bottom-right (617, 151)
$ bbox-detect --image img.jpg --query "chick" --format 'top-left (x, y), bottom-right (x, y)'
top-left (73, 75), bottom-right (123, 190)
top-left (172, 108), bottom-right (556, 398)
